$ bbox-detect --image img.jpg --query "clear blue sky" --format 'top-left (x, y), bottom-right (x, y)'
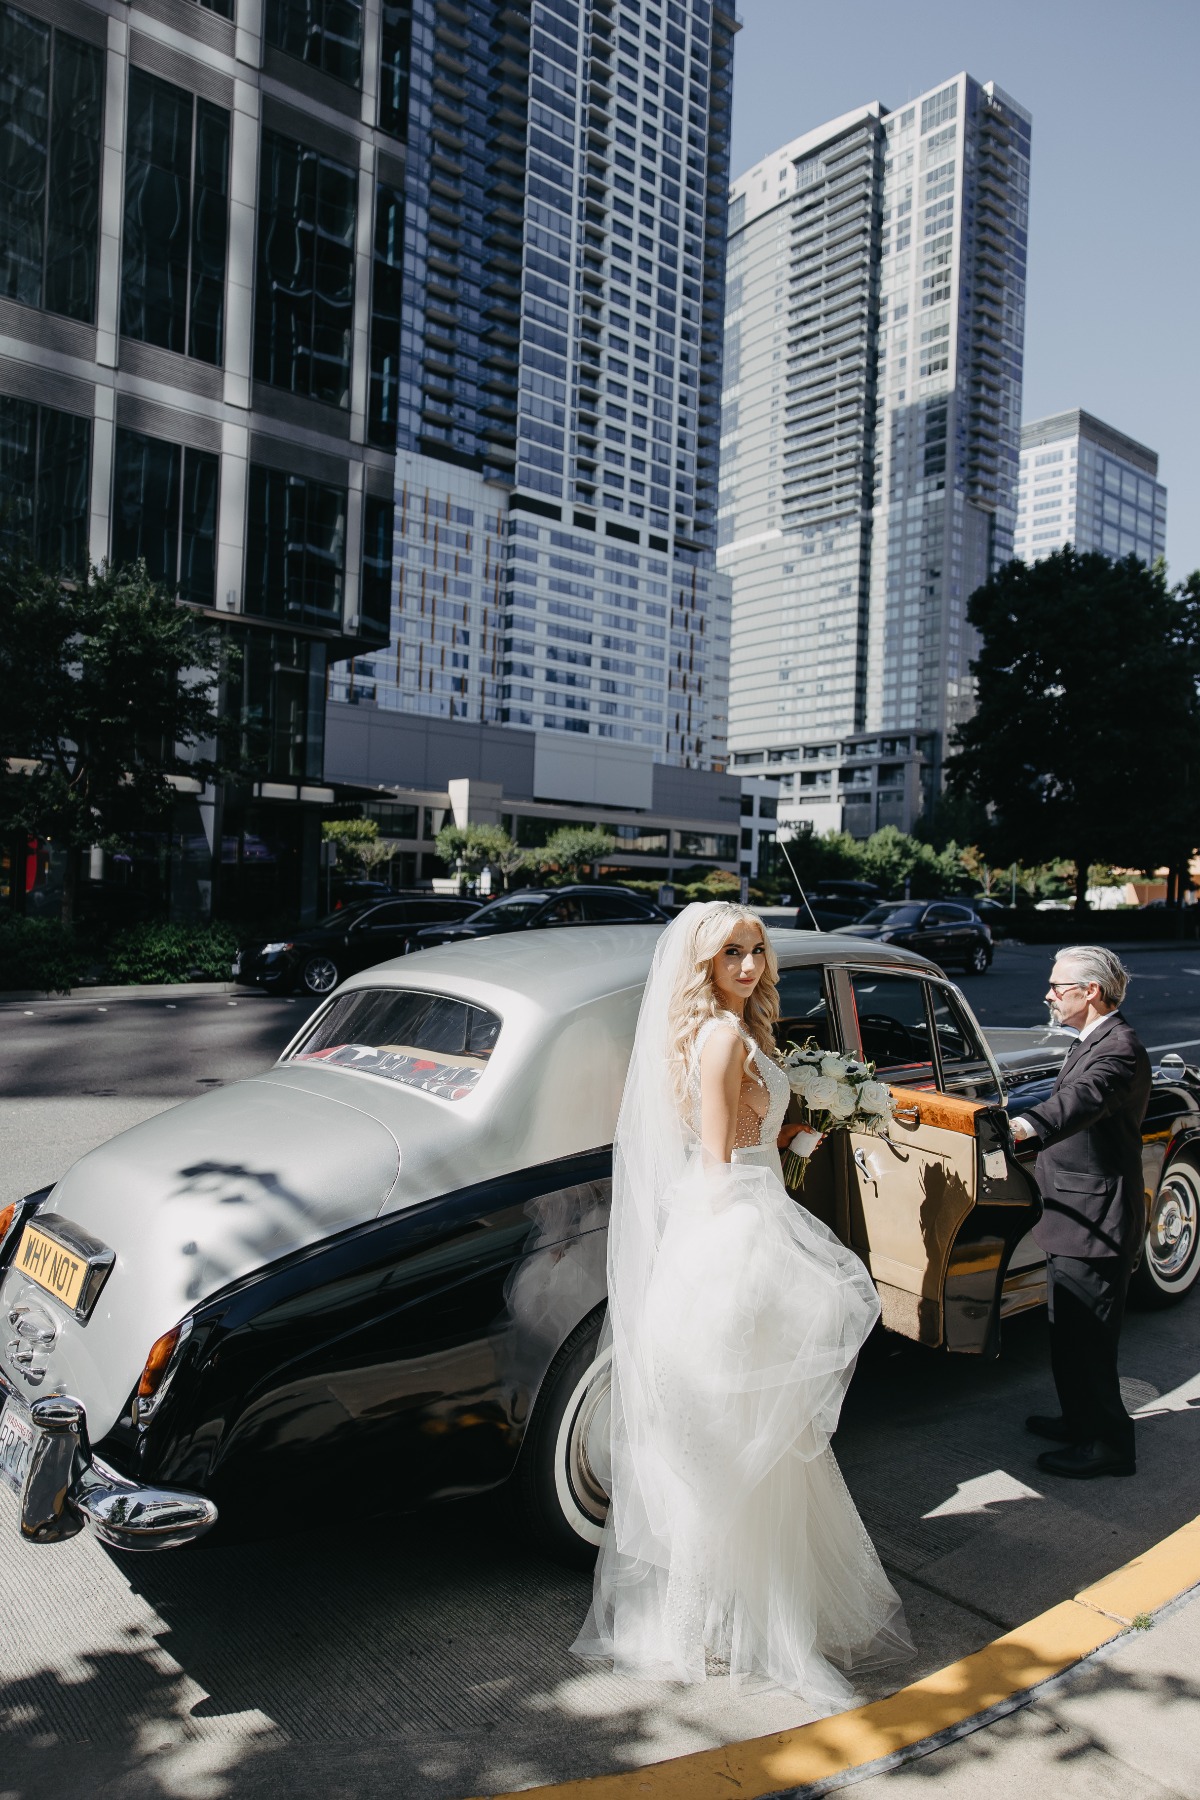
top-left (729, 0), bottom-right (1199, 579)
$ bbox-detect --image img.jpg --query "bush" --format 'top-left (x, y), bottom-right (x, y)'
top-left (0, 915), bottom-right (85, 993)
top-left (104, 921), bottom-right (241, 984)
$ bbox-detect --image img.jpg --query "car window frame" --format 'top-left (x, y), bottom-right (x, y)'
top-left (831, 962), bottom-right (1004, 1097)
top-left (282, 984), bottom-right (506, 1099)
top-left (775, 957), bottom-right (846, 1056)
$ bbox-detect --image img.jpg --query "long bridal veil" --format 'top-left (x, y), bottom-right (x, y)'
top-left (572, 905), bottom-right (911, 1704)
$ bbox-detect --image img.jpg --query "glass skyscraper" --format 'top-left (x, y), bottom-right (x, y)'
top-left (0, 0), bottom-right (738, 924)
top-left (720, 74), bottom-right (1032, 837)
top-left (331, 0), bottom-right (738, 773)
top-left (1014, 409), bottom-right (1166, 567)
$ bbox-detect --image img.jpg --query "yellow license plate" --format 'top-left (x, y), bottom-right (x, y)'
top-left (13, 1224), bottom-right (88, 1312)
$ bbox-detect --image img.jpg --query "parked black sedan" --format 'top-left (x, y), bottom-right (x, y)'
top-left (837, 898), bottom-right (993, 974)
top-left (233, 895), bottom-right (481, 995)
top-left (411, 884), bottom-right (667, 948)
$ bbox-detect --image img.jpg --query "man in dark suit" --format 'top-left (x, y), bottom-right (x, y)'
top-left (1010, 946), bottom-right (1151, 1479)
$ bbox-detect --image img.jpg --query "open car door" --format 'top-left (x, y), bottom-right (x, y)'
top-left (835, 967), bottom-right (1041, 1354)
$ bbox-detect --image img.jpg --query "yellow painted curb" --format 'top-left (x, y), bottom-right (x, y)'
top-left (475, 1513), bottom-right (1200, 1800)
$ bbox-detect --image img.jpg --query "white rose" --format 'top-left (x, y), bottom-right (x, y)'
top-left (858, 1080), bottom-right (893, 1116)
top-left (819, 1054), bottom-right (846, 1079)
top-left (788, 1065), bottom-right (819, 1098)
top-left (825, 1084), bottom-right (857, 1119)
top-left (806, 1076), bottom-right (839, 1112)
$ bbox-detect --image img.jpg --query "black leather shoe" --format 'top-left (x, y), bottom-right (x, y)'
top-left (1026, 1414), bottom-right (1079, 1442)
top-left (1037, 1441), bottom-right (1135, 1480)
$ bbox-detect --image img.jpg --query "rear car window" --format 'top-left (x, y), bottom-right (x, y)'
top-left (290, 989), bottom-right (502, 1100)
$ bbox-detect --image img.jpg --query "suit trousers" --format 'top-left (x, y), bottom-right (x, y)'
top-left (1046, 1253), bottom-right (1135, 1461)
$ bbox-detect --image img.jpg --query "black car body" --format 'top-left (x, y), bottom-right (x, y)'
top-left (839, 899), bottom-right (994, 974)
top-left (234, 896), bottom-right (481, 994)
top-left (412, 885), bottom-right (666, 948)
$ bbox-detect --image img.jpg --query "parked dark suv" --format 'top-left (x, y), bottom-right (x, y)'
top-left (411, 884), bottom-right (667, 948)
top-left (837, 899), bottom-right (993, 975)
top-left (233, 895), bottom-right (481, 995)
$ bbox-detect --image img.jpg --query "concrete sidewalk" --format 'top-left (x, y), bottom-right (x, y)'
top-left (849, 1583), bottom-right (1200, 1799)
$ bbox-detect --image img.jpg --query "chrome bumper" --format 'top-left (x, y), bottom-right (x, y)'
top-left (19, 1394), bottom-right (218, 1552)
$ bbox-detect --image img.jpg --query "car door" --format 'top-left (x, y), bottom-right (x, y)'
top-left (346, 902), bottom-right (413, 969)
top-left (835, 966), bottom-right (1040, 1354)
top-left (915, 903), bottom-right (955, 963)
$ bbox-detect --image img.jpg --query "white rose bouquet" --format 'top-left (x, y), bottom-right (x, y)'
top-left (779, 1038), bottom-right (895, 1189)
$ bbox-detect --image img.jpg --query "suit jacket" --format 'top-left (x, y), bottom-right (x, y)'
top-left (1025, 1011), bottom-right (1151, 1262)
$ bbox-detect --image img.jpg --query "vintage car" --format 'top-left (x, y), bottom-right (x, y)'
top-left (2, 927), bottom-right (1198, 1568)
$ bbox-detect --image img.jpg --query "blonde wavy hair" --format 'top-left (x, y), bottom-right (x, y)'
top-left (666, 902), bottom-right (780, 1107)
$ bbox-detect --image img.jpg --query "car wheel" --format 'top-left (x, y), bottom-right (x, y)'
top-left (515, 1306), bottom-right (610, 1567)
top-left (965, 943), bottom-right (990, 976)
top-left (300, 954), bottom-right (340, 996)
top-left (1132, 1160), bottom-right (1200, 1307)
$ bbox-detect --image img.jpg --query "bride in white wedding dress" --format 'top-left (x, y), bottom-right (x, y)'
top-left (573, 902), bottom-right (912, 1707)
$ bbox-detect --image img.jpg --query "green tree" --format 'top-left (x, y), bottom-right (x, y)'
top-left (434, 822), bottom-right (526, 887)
top-left (0, 557), bottom-right (232, 924)
top-left (948, 552), bottom-right (1200, 910)
top-left (530, 825), bottom-right (617, 882)
top-left (322, 818), bottom-right (395, 878)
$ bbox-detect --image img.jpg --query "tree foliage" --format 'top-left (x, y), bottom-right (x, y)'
top-left (528, 825), bottom-right (617, 882)
top-left (0, 558), bottom-right (232, 920)
top-left (435, 822), bottom-right (526, 885)
top-left (947, 551), bottom-right (1200, 908)
top-left (322, 817), bottom-right (397, 876)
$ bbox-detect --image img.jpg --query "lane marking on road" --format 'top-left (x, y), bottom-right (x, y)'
top-left (476, 1515), bottom-right (1200, 1800)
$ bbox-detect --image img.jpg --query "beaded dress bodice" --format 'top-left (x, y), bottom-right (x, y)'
top-left (688, 1013), bottom-right (791, 1155)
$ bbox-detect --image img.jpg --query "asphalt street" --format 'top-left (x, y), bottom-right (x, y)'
top-left (1, 941), bottom-right (1199, 1798)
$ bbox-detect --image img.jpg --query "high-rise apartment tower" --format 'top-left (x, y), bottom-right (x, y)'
top-left (334, 0), bottom-right (738, 775)
top-left (1014, 410), bottom-right (1166, 567)
top-left (720, 74), bottom-right (1031, 838)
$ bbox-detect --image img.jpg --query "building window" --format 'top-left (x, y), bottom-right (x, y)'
top-left (361, 492), bottom-right (393, 634)
top-left (254, 131), bottom-right (356, 407)
top-left (232, 627), bottom-right (326, 781)
top-left (0, 394), bottom-right (91, 570)
top-left (121, 71), bottom-right (230, 365)
top-left (0, 4), bottom-right (103, 323)
top-left (111, 427), bottom-right (219, 604)
top-left (378, 0), bottom-right (411, 139)
top-left (244, 464), bottom-right (346, 625)
top-left (264, 0), bottom-right (363, 86)
top-left (368, 182), bottom-right (403, 448)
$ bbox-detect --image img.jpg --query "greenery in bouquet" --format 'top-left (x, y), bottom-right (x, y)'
top-left (779, 1039), bottom-right (895, 1188)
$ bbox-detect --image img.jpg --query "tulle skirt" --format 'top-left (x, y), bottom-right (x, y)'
top-left (572, 1145), bottom-right (912, 1707)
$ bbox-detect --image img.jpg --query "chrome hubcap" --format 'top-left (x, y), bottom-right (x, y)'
top-left (304, 957), bottom-right (338, 994)
top-left (1150, 1174), bottom-right (1198, 1280)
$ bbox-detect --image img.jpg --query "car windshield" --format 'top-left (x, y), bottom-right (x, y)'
top-left (861, 903), bottom-right (924, 926)
top-left (290, 989), bottom-right (502, 1101)
top-left (469, 895), bottom-right (546, 924)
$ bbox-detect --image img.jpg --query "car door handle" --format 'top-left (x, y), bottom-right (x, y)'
top-left (853, 1147), bottom-right (878, 1190)
top-left (892, 1104), bottom-right (921, 1125)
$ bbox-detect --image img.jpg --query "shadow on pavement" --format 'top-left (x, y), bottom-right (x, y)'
top-left (3, 1301), bottom-right (1199, 1800)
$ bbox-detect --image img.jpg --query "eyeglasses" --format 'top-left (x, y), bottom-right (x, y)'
top-left (1047, 981), bottom-right (1086, 996)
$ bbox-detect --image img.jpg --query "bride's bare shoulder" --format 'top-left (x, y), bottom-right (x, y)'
top-left (697, 1020), bottom-right (745, 1078)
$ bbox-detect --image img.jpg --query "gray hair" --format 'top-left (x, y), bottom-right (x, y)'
top-left (1055, 945), bottom-right (1129, 1007)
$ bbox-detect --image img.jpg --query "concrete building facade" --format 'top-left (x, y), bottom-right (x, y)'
top-left (1014, 409), bottom-right (1166, 567)
top-left (719, 73), bottom-right (1032, 840)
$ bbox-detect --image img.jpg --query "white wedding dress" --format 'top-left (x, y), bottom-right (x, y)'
top-left (573, 913), bottom-right (911, 1708)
